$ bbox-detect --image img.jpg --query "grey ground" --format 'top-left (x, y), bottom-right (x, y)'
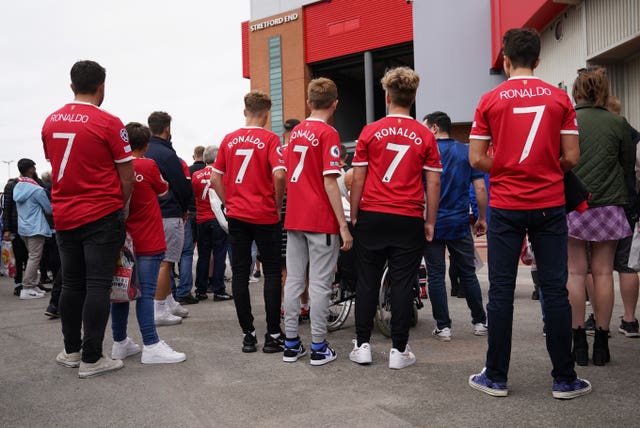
top-left (1, 259), bottom-right (639, 428)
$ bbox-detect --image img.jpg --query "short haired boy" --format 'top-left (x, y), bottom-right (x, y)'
top-left (282, 78), bottom-right (353, 366)
top-left (211, 90), bottom-right (287, 353)
top-left (467, 28), bottom-right (590, 399)
top-left (349, 67), bottom-right (442, 369)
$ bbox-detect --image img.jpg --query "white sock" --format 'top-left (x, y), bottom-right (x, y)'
top-left (155, 300), bottom-right (166, 312)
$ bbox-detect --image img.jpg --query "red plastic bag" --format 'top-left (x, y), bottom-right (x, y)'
top-left (111, 234), bottom-right (140, 302)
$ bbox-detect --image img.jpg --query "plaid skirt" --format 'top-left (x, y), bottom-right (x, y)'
top-left (567, 205), bottom-right (632, 241)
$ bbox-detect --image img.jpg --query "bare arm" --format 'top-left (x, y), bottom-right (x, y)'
top-left (424, 170), bottom-right (440, 242)
top-left (349, 166), bottom-right (367, 225)
top-left (559, 134), bottom-right (580, 172)
top-left (324, 174), bottom-right (353, 251)
top-left (471, 177), bottom-right (488, 236)
top-left (469, 139), bottom-right (492, 173)
top-left (273, 169), bottom-right (286, 219)
top-left (210, 172), bottom-right (225, 204)
top-left (116, 160), bottom-right (135, 205)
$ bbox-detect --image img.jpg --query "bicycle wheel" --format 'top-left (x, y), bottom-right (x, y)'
top-left (375, 266), bottom-right (392, 337)
top-left (327, 282), bottom-right (353, 332)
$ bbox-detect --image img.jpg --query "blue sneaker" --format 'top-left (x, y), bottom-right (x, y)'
top-left (468, 368), bottom-right (508, 397)
top-left (552, 378), bottom-right (592, 399)
top-left (310, 341), bottom-right (337, 366)
top-left (283, 338), bottom-right (307, 363)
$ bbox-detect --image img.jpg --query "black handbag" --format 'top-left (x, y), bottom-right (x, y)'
top-left (564, 170), bottom-right (590, 213)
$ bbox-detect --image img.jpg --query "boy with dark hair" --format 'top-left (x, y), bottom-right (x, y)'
top-left (211, 90), bottom-right (286, 353)
top-left (349, 67), bottom-right (441, 369)
top-left (467, 28), bottom-right (590, 399)
top-left (282, 78), bottom-right (352, 366)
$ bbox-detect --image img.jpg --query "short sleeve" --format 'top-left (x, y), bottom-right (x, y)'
top-left (322, 128), bottom-right (342, 175)
top-left (423, 134), bottom-right (443, 172)
top-left (560, 94), bottom-right (579, 135)
top-left (268, 135), bottom-right (286, 174)
top-left (469, 96), bottom-right (492, 141)
top-left (212, 141), bottom-right (227, 175)
top-left (352, 127), bottom-right (370, 166)
top-left (149, 160), bottom-right (169, 196)
top-left (107, 116), bottom-right (134, 163)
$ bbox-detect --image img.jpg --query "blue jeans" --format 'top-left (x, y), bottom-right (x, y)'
top-left (485, 206), bottom-right (575, 383)
top-left (111, 253), bottom-right (163, 346)
top-left (174, 220), bottom-right (194, 297)
top-left (57, 210), bottom-right (125, 363)
top-left (424, 234), bottom-right (486, 329)
top-left (195, 220), bottom-right (228, 295)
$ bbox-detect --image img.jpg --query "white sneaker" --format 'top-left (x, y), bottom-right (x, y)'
top-left (248, 277), bottom-right (259, 283)
top-left (389, 345), bottom-right (416, 369)
top-left (165, 294), bottom-right (189, 318)
top-left (349, 340), bottom-right (372, 365)
top-left (141, 340), bottom-right (186, 364)
top-left (473, 323), bottom-right (488, 336)
top-left (155, 305), bottom-right (182, 326)
top-left (111, 337), bottom-right (141, 360)
top-left (78, 357), bottom-right (123, 378)
top-left (56, 350), bottom-right (81, 368)
top-left (432, 327), bottom-right (452, 342)
top-left (20, 287), bottom-right (45, 300)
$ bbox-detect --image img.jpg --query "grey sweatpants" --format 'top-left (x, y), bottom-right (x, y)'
top-left (284, 230), bottom-right (339, 343)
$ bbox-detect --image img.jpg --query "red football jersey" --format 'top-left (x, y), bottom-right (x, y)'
top-left (212, 126), bottom-right (285, 224)
top-left (352, 114), bottom-right (442, 218)
top-left (126, 158), bottom-right (168, 255)
top-left (284, 118), bottom-right (343, 234)
top-left (42, 102), bottom-right (133, 230)
top-left (192, 165), bottom-right (216, 224)
top-left (470, 76), bottom-right (578, 209)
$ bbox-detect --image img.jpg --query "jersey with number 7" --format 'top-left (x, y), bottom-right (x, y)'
top-left (212, 126), bottom-right (285, 224)
top-left (469, 76), bottom-right (578, 210)
top-left (352, 114), bottom-right (442, 218)
top-left (41, 102), bottom-right (133, 231)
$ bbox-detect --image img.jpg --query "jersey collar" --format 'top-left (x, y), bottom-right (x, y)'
top-left (386, 114), bottom-right (414, 119)
top-left (305, 117), bottom-right (326, 123)
top-left (508, 76), bottom-right (540, 81)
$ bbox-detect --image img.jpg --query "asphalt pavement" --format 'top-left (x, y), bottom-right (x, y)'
top-left (1, 259), bottom-right (639, 427)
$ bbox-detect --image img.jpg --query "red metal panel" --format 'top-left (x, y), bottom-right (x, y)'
top-left (491, 0), bottom-right (567, 69)
top-left (241, 20), bottom-right (250, 78)
top-left (304, 0), bottom-right (413, 64)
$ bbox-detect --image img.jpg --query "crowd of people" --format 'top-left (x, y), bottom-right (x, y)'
top-left (2, 28), bottom-right (638, 399)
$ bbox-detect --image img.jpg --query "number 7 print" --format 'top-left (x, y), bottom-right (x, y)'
top-left (513, 105), bottom-right (545, 163)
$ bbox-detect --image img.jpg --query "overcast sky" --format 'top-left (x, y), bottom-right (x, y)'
top-left (0, 1), bottom-right (250, 183)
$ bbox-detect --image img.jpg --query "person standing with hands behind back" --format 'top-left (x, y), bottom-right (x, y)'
top-left (467, 28), bottom-right (590, 399)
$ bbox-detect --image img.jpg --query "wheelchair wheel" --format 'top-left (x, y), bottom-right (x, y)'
top-left (375, 266), bottom-right (420, 337)
top-left (327, 282), bottom-right (353, 332)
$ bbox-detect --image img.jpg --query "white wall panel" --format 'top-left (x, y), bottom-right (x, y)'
top-left (536, 5), bottom-right (586, 101)
top-left (585, 0), bottom-right (640, 56)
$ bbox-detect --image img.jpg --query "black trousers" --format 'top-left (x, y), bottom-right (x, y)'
top-left (354, 210), bottom-right (425, 351)
top-left (12, 233), bottom-right (28, 285)
top-left (57, 211), bottom-right (125, 363)
top-left (228, 218), bottom-right (282, 335)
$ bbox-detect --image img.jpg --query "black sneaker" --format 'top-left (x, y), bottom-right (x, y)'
top-left (13, 285), bottom-right (22, 296)
top-left (195, 292), bottom-right (209, 301)
top-left (213, 293), bottom-right (233, 301)
top-left (585, 313), bottom-right (596, 336)
top-left (531, 289), bottom-right (539, 300)
top-left (310, 341), bottom-right (337, 366)
top-left (253, 270), bottom-right (261, 279)
top-left (37, 284), bottom-right (52, 293)
top-left (283, 337), bottom-right (307, 362)
top-left (618, 317), bottom-right (640, 338)
top-left (44, 303), bottom-right (60, 319)
top-left (242, 332), bottom-right (257, 353)
top-left (263, 332), bottom-right (284, 353)
top-left (176, 293), bottom-right (199, 305)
